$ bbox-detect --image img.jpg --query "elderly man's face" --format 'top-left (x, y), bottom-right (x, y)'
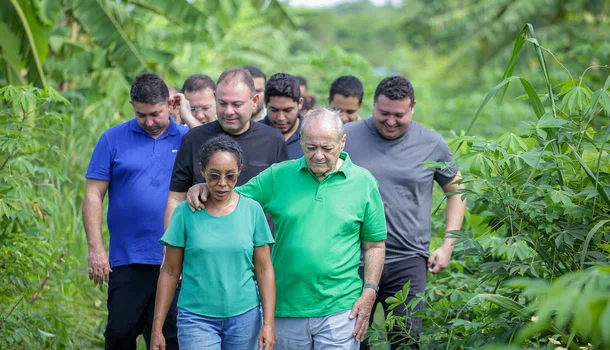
top-left (301, 125), bottom-right (346, 178)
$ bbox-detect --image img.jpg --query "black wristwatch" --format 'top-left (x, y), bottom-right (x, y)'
top-left (363, 283), bottom-right (379, 295)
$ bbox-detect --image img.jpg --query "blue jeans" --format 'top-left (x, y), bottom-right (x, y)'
top-left (177, 306), bottom-right (261, 350)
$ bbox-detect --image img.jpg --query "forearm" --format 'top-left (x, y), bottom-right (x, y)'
top-left (255, 266), bottom-right (276, 326)
top-left (152, 266), bottom-right (181, 332)
top-left (442, 193), bottom-right (466, 249)
top-left (181, 111), bottom-right (202, 129)
top-left (363, 242), bottom-right (385, 285)
top-left (165, 192), bottom-right (186, 230)
top-left (82, 195), bottom-right (105, 252)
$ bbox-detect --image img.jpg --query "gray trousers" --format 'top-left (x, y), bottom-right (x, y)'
top-left (275, 310), bottom-right (359, 350)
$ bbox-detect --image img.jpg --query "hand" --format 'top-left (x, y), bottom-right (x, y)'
top-left (258, 324), bottom-right (275, 350)
top-left (150, 330), bottom-right (166, 350)
top-left (88, 248), bottom-right (112, 286)
top-left (173, 93), bottom-right (193, 119)
top-left (428, 245), bottom-right (453, 274)
top-left (186, 183), bottom-right (209, 212)
top-left (350, 288), bottom-right (377, 341)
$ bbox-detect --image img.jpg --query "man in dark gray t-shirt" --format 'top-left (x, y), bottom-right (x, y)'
top-left (345, 76), bottom-right (466, 349)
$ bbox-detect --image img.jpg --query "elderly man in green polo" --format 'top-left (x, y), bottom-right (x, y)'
top-left (187, 108), bottom-right (386, 349)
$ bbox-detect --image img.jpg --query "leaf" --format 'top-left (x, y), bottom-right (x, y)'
top-left (0, 0), bottom-right (51, 86)
top-left (70, 0), bottom-right (148, 75)
top-left (580, 220), bottom-right (610, 270)
top-left (478, 293), bottom-right (532, 318)
top-left (127, 0), bottom-right (210, 32)
top-left (568, 144), bottom-right (610, 207)
top-left (536, 113), bottom-right (568, 129)
top-left (38, 329), bottom-right (55, 338)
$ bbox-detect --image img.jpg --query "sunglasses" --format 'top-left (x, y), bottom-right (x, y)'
top-left (204, 171), bottom-right (239, 183)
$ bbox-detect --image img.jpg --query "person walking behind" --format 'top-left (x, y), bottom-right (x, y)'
top-left (151, 135), bottom-right (276, 350)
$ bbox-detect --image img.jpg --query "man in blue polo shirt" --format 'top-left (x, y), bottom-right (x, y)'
top-left (260, 73), bottom-right (305, 159)
top-left (83, 73), bottom-right (186, 349)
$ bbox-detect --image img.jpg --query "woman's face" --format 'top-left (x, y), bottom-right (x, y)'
top-left (199, 151), bottom-right (240, 202)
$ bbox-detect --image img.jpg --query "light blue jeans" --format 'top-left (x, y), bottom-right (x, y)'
top-left (275, 310), bottom-right (359, 350)
top-left (177, 306), bottom-right (261, 350)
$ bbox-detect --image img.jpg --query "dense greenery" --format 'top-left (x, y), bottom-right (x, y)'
top-left (0, 0), bottom-right (608, 349)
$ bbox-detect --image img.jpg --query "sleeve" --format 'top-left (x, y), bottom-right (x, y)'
top-left (277, 140), bottom-right (289, 162)
top-left (85, 134), bottom-right (113, 181)
top-left (169, 135), bottom-right (194, 192)
top-left (433, 138), bottom-right (459, 187)
top-left (253, 202), bottom-right (275, 246)
top-left (360, 184), bottom-right (388, 242)
top-left (235, 166), bottom-right (275, 212)
top-left (159, 202), bottom-right (187, 247)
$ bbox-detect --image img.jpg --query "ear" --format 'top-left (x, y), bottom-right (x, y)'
top-left (199, 162), bottom-right (205, 176)
top-left (298, 97), bottom-right (304, 110)
top-left (252, 93), bottom-right (260, 106)
top-left (339, 133), bottom-right (347, 150)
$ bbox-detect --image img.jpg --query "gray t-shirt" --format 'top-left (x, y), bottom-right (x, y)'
top-left (344, 118), bottom-right (458, 262)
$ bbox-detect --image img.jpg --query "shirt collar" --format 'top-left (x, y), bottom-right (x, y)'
top-left (298, 151), bottom-right (352, 179)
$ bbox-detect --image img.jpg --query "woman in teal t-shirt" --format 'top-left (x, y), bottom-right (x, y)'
top-left (150, 135), bottom-right (276, 350)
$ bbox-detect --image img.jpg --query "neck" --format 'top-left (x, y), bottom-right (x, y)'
top-left (251, 111), bottom-right (263, 121)
top-left (284, 118), bottom-right (300, 141)
top-left (227, 120), bottom-right (250, 136)
top-left (206, 191), bottom-right (235, 208)
top-left (316, 157), bottom-right (344, 181)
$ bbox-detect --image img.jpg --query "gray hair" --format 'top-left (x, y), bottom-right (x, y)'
top-left (300, 107), bottom-right (345, 141)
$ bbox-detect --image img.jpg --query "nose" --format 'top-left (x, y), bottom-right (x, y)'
top-left (313, 150), bottom-right (325, 161)
top-left (224, 105), bottom-right (235, 116)
top-left (218, 176), bottom-right (228, 186)
top-left (277, 112), bottom-right (287, 122)
top-left (385, 117), bottom-right (397, 127)
top-left (145, 118), bottom-right (155, 127)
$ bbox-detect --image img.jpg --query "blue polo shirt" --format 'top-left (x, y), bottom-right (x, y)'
top-left (86, 118), bottom-right (188, 268)
top-left (261, 114), bottom-right (304, 159)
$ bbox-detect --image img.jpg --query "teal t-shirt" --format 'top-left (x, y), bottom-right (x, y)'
top-left (160, 196), bottom-right (274, 318)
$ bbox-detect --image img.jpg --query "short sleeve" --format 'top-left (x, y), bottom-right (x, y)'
top-left (360, 184), bottom-right (387, 242)
top-left (235, 166), bottom-right (275, 211)
top-left (433, 139), bottom-right (458, 187)
top-left (169, 135), bottom-right (194, 192)
top-left (86, 134), bottom-right (113, 181)
top-left (253, 202), bottom-right (274, 246)
top-left (277, 142), bottom-right (289, 162)
top-left (160, 202), bottom-right (186, 247)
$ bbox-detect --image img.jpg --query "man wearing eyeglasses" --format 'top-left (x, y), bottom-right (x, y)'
top-left (173, 74), bottom-right (217, 128)
top-left (165, 67), bottom-right (288, 229)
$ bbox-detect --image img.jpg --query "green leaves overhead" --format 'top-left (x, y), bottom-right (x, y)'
top-left (127, 0), bottom-right (210, 32)
top-left (69, 0), bottom-right (148, 76)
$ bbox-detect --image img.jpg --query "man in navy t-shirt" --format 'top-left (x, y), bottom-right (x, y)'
top-left (260, 73), bottom-right (305, 160)
top-left (83, 73), bottom-right (187, 349)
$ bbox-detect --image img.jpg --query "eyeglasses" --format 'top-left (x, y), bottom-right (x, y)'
top-left (204, 171), bottom-right (239, 183)
top-left (191, 106), bottom-right (213, 113)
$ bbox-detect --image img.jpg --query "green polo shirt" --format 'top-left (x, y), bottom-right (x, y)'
top-left (236, 152), bottom-right (387, 318)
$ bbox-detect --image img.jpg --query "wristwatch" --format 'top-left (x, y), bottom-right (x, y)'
top-left (363, 283), bottom-right (379, 295)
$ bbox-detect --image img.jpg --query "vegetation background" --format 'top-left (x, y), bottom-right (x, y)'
top-left (0, 0), bottom-right (608, 349)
